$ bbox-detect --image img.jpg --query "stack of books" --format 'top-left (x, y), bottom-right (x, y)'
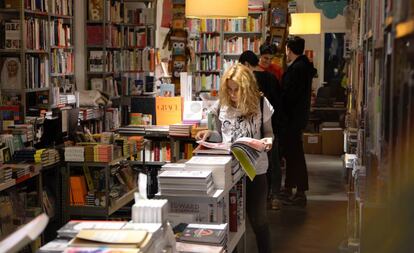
top-left (179, 223), bottom-right (228, 248)
top-left (35, 148), bottom-right (60, 167)
top-left (8, 124), bottom-right (35, 143)
top-left (9, 164), bottom-right (34, 182)
top-left (79, 108), bottom-right (103, 121)
top-left (0, 166), bottom-right (14, 185)
top-left (144, 125), bottom-right (169, 136)
top-left (94, 144), bottom-right (113, 162)
top-left (176, 241), bottom-right (224, 253)
top-left (169, 124), bottom-right (192, 137)
top-left (131, 199), bottom-right (168, 223)
top-left (185, 156), bottom-right (232, 189)
top-left (114, 137), bottom-right (130, 157)
top-left (42, 220), bottom-right (167, 253)
top-left (128, 136), bottom-right (144, 155)
top-left (65, 146), bottom-right (85, 162)
top-left (12, 148), bottom-right (36, 163)
top-left (59, 94), bottom-right (76, 105)
top-left (118, 125), bottom-right (146, 135)
top-left (158, 170), bottom-right (215, 196)
top-left (84, 145), bottom-right (95, 162)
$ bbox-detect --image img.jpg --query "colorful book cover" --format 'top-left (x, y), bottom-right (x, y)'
top-left (155, 96), bottom-right (182, 126)
top-left (159, 83), bottom-right (175, 97)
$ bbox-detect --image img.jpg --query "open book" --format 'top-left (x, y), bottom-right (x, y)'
top-left (196, 137), bottom-right (266, 180)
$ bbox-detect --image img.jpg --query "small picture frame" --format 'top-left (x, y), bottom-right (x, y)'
top-left (271, 7), bottom-right (287, 27)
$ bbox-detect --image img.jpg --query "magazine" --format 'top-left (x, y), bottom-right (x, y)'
top-left (196, 137), bottom-right (266, 180)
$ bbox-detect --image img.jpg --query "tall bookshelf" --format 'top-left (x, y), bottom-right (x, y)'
top-left (344, 0), bottom-right (414, 252)
top-left (189, 11), bottom-right (266, 95)
top-left (0, 0), bottom-right (75, 122)
top-left (84, 0), bottom-right (157, 131)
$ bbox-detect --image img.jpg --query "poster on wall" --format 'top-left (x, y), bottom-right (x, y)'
top-left (324, 33), bottom-right (345, 87)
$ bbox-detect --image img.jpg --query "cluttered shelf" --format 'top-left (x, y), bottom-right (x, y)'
top-left (67, 187), bottom-right (137, 217)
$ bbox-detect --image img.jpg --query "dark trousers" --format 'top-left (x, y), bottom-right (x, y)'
top-left (267, 138), bottom-right (281, 196)
top-left (246, 174), bottom-right (271, 253)
top-left (280, 130), bottom-right (309, 191)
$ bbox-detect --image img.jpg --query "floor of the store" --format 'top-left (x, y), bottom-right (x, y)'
top-left (246, 154), bottom-right (348, 253)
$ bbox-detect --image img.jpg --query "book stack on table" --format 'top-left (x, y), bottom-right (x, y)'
top-left (157, 170), bottom-right (215, 196)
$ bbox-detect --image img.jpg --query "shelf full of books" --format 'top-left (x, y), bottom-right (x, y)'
top-left (0, 0), bottom-right (75, 118)
top-left (85, 0), bottom-right (157, 99)
top-left (188, 10), bottom-right (266, 95)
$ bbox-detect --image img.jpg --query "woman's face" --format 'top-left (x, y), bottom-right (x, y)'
top-left (6, 60), bottom-right (18, 77)
top-left (227, 80), bottom-right (240, 104)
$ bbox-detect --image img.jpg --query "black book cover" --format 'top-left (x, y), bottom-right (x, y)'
top-left (130, 96), bottom-right (156, 125)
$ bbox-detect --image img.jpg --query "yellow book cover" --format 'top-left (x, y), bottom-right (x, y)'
top-left (70, 229), bottom-right (149, 248)
top-left (155, 96), bottom-right (182, 126)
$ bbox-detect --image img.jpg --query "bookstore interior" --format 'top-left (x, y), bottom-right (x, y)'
top-left (0, 0), bottom-right (413, 252)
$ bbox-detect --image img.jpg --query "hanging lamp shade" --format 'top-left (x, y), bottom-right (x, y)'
top-left (290, 13), bottom-right (321, 35)
top-left (185, 0), bottom-right (248, 19)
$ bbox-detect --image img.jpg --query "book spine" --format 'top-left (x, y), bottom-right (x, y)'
top-left (229, 189), bottom-right (238, 232)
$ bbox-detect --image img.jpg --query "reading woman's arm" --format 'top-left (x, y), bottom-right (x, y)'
top-left (194, 113), bottom-right (222, 142)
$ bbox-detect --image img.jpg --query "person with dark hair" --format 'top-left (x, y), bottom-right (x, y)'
top-left (259, 43), bottom-right (283, 81)
top-left (279, 36), bottom-right (317, 207)
top-left (239, 50), bottom-right (282, 210)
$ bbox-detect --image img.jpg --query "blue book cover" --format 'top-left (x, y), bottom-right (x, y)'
top-left (159, 83), bottom-right (175, 97)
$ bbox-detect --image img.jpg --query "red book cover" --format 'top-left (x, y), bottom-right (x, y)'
top-left (229, 190), bottom-right (238, 232)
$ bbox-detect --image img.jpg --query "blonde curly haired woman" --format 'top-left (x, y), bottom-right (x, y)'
top-left (196, 63), bottom-right (273, 253)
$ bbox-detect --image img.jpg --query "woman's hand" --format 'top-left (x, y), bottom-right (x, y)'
top-left (195, 130), bottom-right (212, 141)
top-left (261, 137), bottom-right (273, 152)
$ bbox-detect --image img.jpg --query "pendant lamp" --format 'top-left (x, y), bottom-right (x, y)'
top-left (290, 13), bottom-right (321, 35)
top-left (185, 0), bottom-right (248, 19)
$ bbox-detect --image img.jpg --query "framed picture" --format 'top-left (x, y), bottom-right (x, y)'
top-left (271, 7), bottom-right (287, 27)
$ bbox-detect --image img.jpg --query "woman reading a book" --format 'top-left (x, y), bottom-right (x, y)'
top-left (195, 63), bottom-right (274, 253)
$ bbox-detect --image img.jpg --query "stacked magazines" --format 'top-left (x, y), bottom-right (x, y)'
top-left (179, 223), bottom-right (228, 248)
top-left (158, 170), bottom-right (215, 196)
top-left (39, 220), bottom-right (171, 253)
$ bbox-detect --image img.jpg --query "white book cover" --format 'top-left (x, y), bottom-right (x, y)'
top-left (186, 155), bottom-right (232, 166)
top-left (158, 170), bottom-right (212, 180)
top-left (183, 101), bottom-right (203, 121)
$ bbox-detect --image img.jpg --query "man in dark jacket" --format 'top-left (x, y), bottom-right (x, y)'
top-left (279, 36), bottom-right (317, 206)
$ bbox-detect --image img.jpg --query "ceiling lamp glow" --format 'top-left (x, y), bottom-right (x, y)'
top-left (185, 0), bottom-right (248, 19)
top-left (290, 13), bottom-right (321, 35)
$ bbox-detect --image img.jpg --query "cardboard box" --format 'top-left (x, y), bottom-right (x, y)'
top-left (303, 133), bottom-right (322, 154)
top-left (321, 127), bottom-right (344, 155)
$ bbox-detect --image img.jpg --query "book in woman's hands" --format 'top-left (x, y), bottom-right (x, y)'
top-left (196, 137), bottom-right (266, 180)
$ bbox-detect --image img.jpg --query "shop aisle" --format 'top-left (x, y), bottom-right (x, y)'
top-left (246, 154), bottom-right (348, 253)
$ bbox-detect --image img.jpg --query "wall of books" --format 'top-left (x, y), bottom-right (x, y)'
top-left (0, 0), bottom-right (75, 121)
top-left (344, 0), bottom-right (414, 251)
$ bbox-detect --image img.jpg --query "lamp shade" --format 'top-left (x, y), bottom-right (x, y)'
top-left (290, 13), bottom-right (321, 35)
top-left (185, 0), bottom-right (248, 19)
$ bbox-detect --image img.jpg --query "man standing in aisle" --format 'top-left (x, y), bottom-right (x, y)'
top-left (279, 36), bottom-right (316, 206)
